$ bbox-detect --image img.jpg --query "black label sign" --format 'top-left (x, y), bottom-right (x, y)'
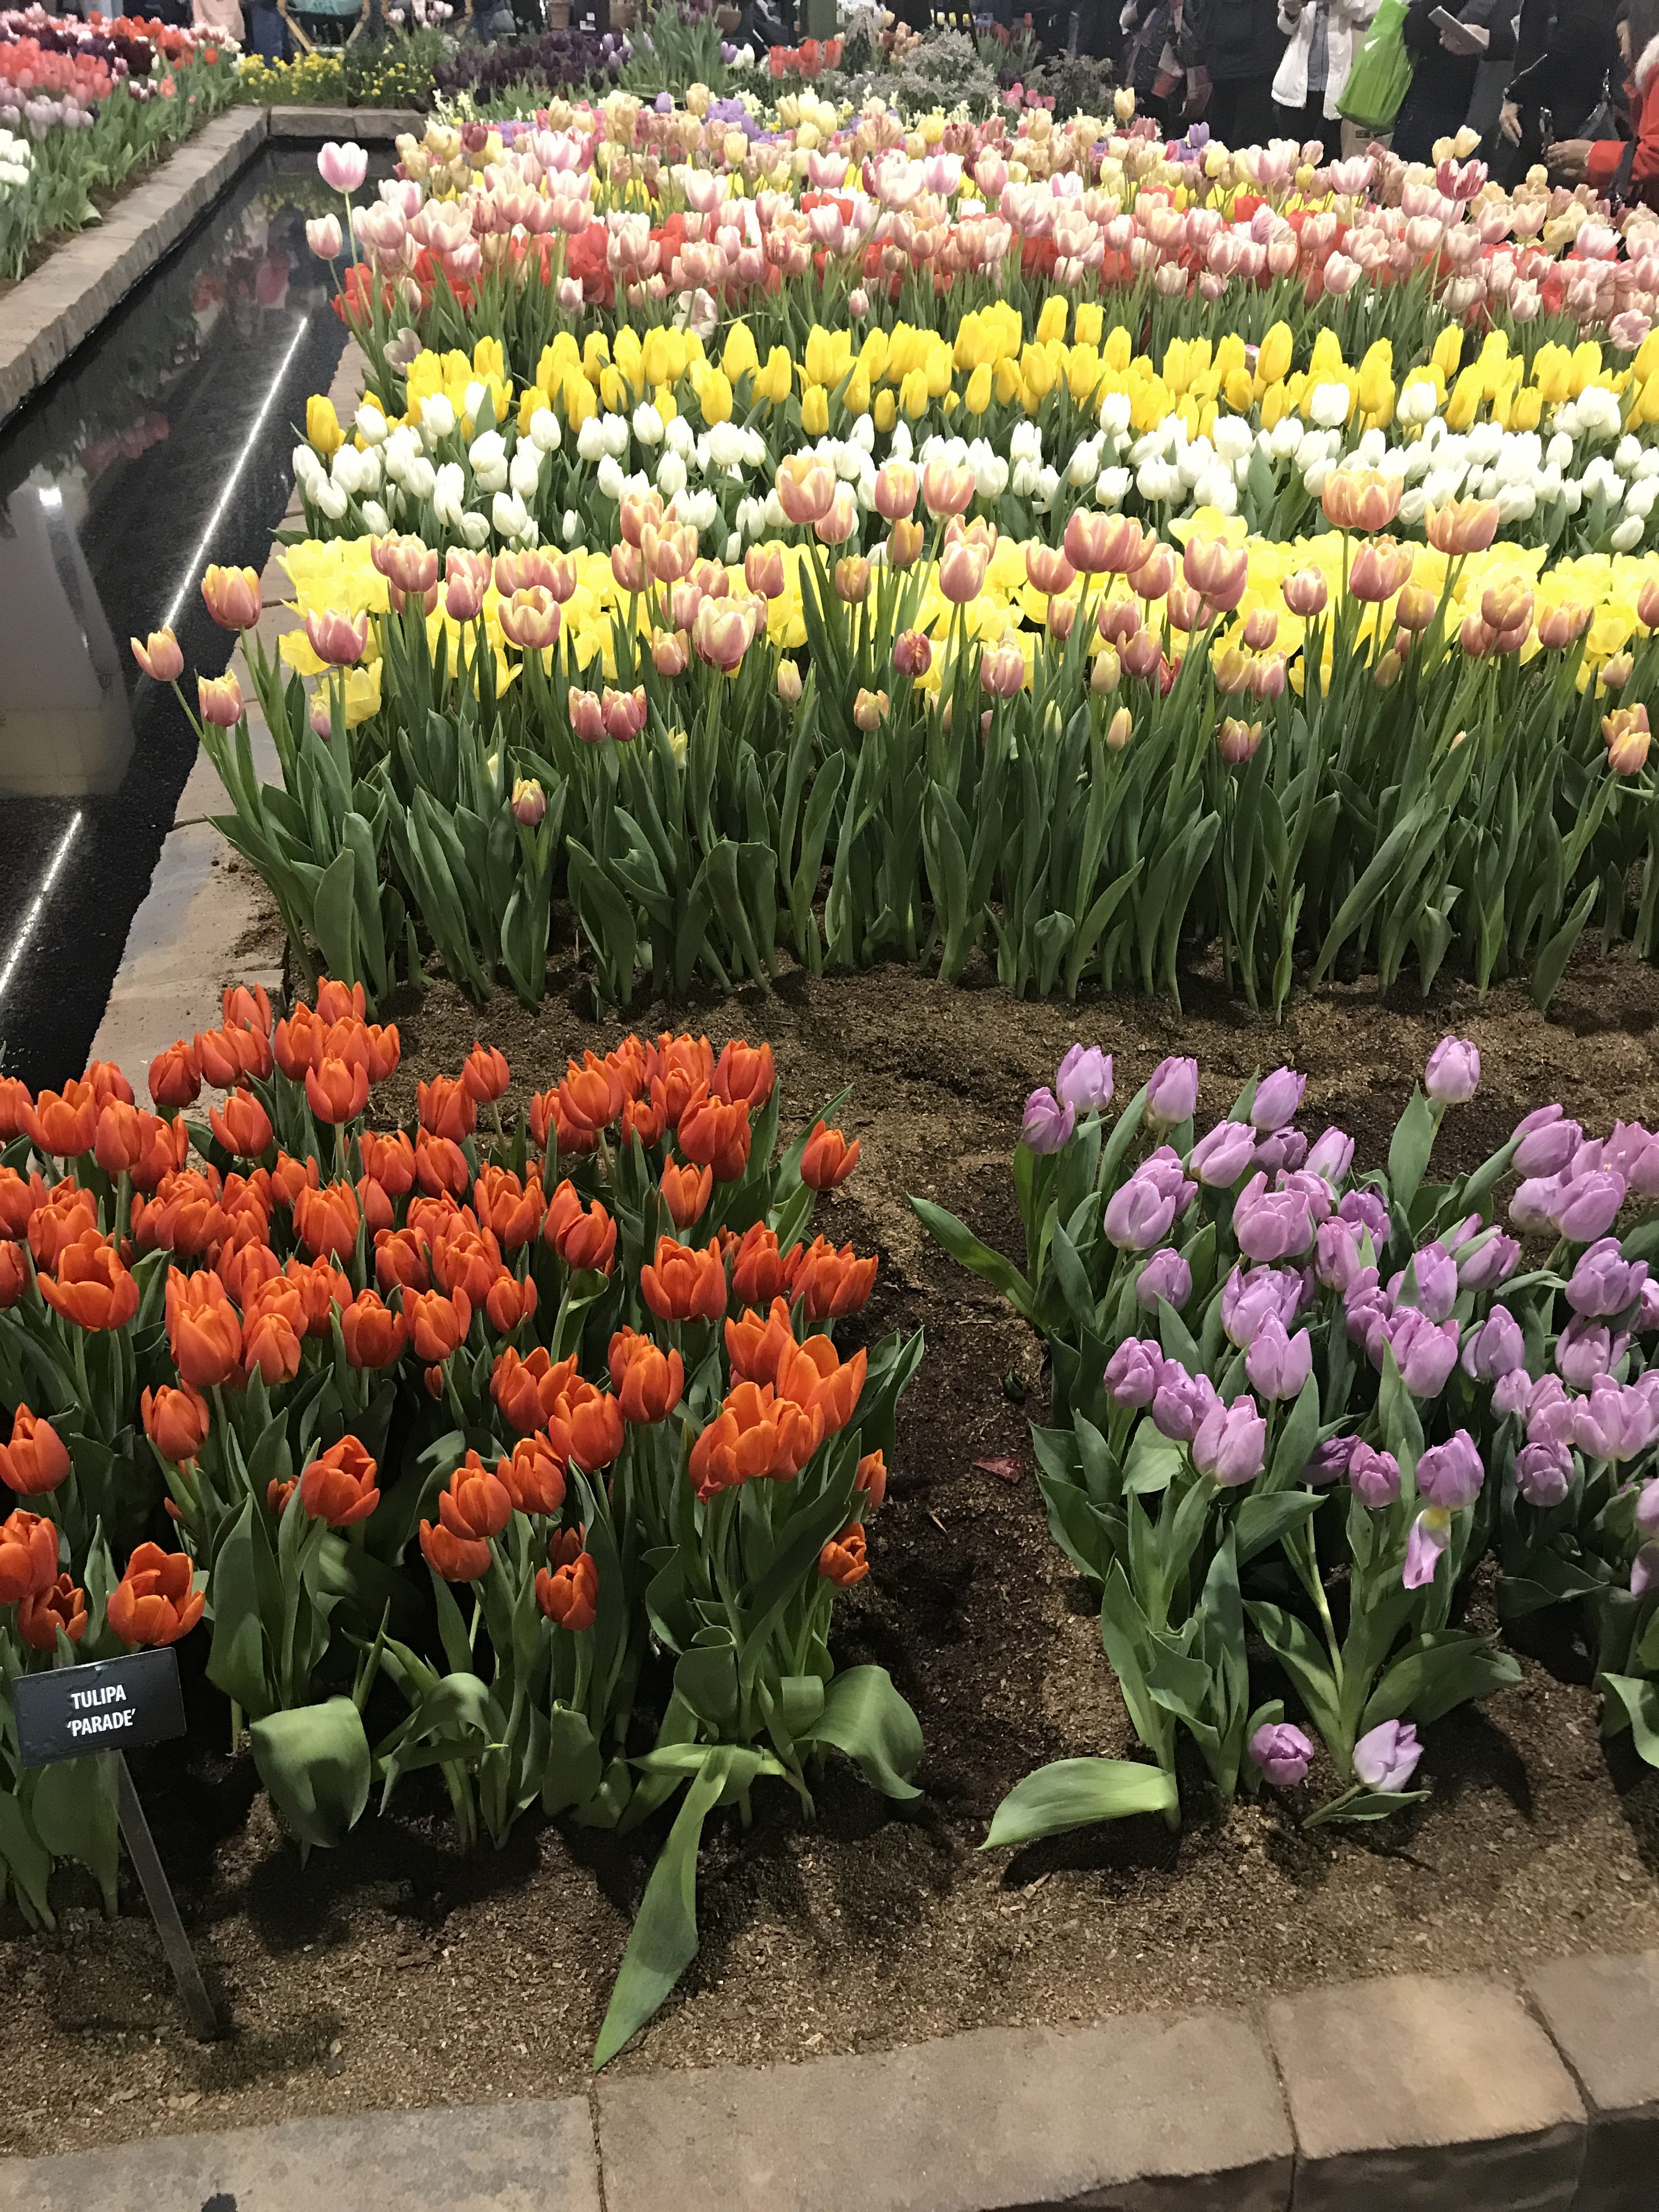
top-left (13, 1649), bottom-right (186, 1768)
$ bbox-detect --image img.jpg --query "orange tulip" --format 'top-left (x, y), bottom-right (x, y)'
top-left (405, 1286), bottom-right (470, 1362)
top-left (166, 1267), bottom-right (242, 1387)
top-left (0, 1076), bottom-right (32, 1140)
top-left (136, 1167), bottom-right (223, 1258)
top-left (221, 1240), bottom-right (281, 1310)
top-left (688, 1381), bottom-right (783, 1500)
top-left (0, 1509), bottom-right (59, 1603)
top-left (418, 1074), bottom-right (476, 1142)
top-left (300, 1436), bottom-right (381, 1527)
top-left (274, 1003), bottom-right (328, 1079)
top-left (306, 1057), bottom-right (370, 1126)
top-left (641, 1234), bottom-right (727, 1322)
top-left (646, 1033), bottom-right (714, 1119)
top-left (141, 1383), bottom-right (210, 1465)
top-left (359, 1128), bottom-right (416, 1196)
top-left (608, 1328), bottom-right (684, 1424)
top-left (419, 1517), bottom-right (490, 1582)
top-left (474, 1166), bottom-right (544, 1249)
top-left (496, 1434), bottom-right (567, 1517)
top-left (375, 1226), bottom-right (430, 1295)
top-left (778, 1334), bottom-right (867, 1432)
top-left (0, 1407), bottom-right (70, 1496)
top-left (659, 1157), bottom-right (713, 1229)
top-left (729, 1223), bottom-right (788, 1308)
top-left (131, 628), bottom-right (184, 681)
top-left (201, 563), bottom-right (262, 630)
top-left (536, 1547), bottom-right (599, 1630)
top-left (439, 1449), bottom-right (512, 1541)
top-left (222, 983), bottom-right (272, 1039)
top-left (83, 1060), bottom-right (134, 1110)
top-left (285, 1254), bottom-right (349, 1338)
top-left (488, 1344), bottom-right (564, 1433)
top-left (725, 1296), bottom-right (795, 1386)
top-left (713, 1039), bottom-right (775, 1110)
top-left (313, 979), bottom-right (366, 1025)
top-left (415, 1132), bottom-right (471, 1198)
top-left (800, 1121), bottom-right (860, 1189)
top-left (558, 1052), bottom-right (625, 1138)
top-left (819, 1524), bottom-right (868, 1587)
top-left (855, 1448), bottom-right (888, 1510)
top-left (27, 1186), bottom-right (100, 1272)
top-left (95, 1099), bottom-right (156, 1180)
top-left (341, 1288), bottom-right (407, 1368)
top-left (40, 1234), bottom-right (139, 1331)
top-left (107, 1543), bottom-right (203, 1647)
top-left (270, 1150), bottom-right (320, 1209)
top-left (27, 1081), bottom-right (98, 1158)
top-left (549, 1380), bottom-right (625, 1470)
top-left (431, 1220), bottom-right (506, 1308)
top-left (544, 1182), bottom-right (617, 1274)
top-left (241, 1279), bottom-right (304, 1386)
top-left (677, 1087), bottom-right (752, 1182)
top-left (196, 1022), bottom-right (271, 1086)
top-left (294, 1180), bottom-right (359, 1260)
top-left (19, 1573), bottom-right (88, 1652)
top-left (462, 1043), bottom-right (511, 1104)
top-left (210, 1088), bottom-right (274, 1159)
top-left (0, 1242), bottom-right (27, 1311)
top-left (787, 1235), bottom-right (877, 1321)
top-left (484, 1272), bottom-right (538, 1334)
top-left (0, 1166), bottom-right (40, 1241)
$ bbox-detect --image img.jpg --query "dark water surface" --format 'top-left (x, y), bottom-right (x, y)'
top-left (0, 148), bottom-right (362, 1092)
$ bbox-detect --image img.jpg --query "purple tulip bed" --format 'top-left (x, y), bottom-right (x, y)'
top-left (5, 951), bottom-right (1659, 2151)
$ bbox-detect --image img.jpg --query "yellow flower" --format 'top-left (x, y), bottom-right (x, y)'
top-left (306, 395), bottom-right (343, 459)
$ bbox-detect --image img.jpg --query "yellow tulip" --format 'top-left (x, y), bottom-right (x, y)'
top-left (1431, 325), bottom-right (1464, 382)
top-left (722, 321), bottom-right (759, 383)
top-left (802, 385), bottom-right (830, 436)
top-left (873, 387), bottom-right (898, 433)
top-left (1035, 295), bottom-right (1068, 346)
top-left (964, 362), bottom-right (992, 415)
top-left (1257, 321), bottom-right (1293, 388)
top-left (307, 395), bottom-right (343, 459)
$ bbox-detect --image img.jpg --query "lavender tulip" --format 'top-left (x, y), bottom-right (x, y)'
top-left (1398, 1241), bottom-right (1458, 1324)
top-left (1491, 1367), bottom-right (1536, 1419)
top-left (1192, 1392), bottom-right (1267, 1486)
top-left (1146, 1055), bottom-right (1199, 1130)
top-left (1387, 1308), bottom-right (1460, 1396)
top-left (1250, 1066), bottom-right (1306, 1132)
top-left (1150, 1362), bottom-right (1218, 1443)
top-left (1461, 1304), bottom-right (1525, 1382)
top-left (1425, 1036), bottom-right (1480, 1104)
top-left (1233, 1173), bottom-right (1316, 1263)
top-left (1510, 1176), bottom-right (1565, 1233)
top-left (1638, 1480), bottom-right (1659, 1537)
top-left (1515, 1114), bottom-right (1581, 1178)
top-left (1416, 1429), bottom-right (1485, 1509)
top-left (1349, 1442), bottom-right (1402, 1508)
top-left (1140, 1146), bottom-right (1197, 1203)
top-left (1639, 1279), bottom-right (1659, 1335)
top-left (1345, 1275), bottom-right (1392, 1364)
top-left (1315, 1217), bottom-right (1366, 1293)
top-left (1404, 1508), bottom-right (1452, 1589)
top-left (1136, 1248), bottom-right (1193, 1312)
top-left (1566, 1238), bottom-right (1649, 1318)
top-left (1527, 1376), bottom-right (1577, 1452)
top-left (1513, 1103), bottom-right (1563, 1142)
top-left (1105, 1336), bottom-right (1164, 1408)
top-left (1245, 1316), bottom-right (1314, 1402)
top-left (1105, 1172), bottom-right (1181, 1252)
top-left (1222, 1265), bottom-right (1302, 1348)
top-left (1252, 1128), bottom-right (1310, 1176)
top-left (1305, 1126), bottom-right (1355, 1187)
top-left (1339, 1187), bottom-right (1391, 1246)
top-left (1190, 1119), bottom-right (1258, 1188)
top-left (1306, 1435), bottom-right (1358, 1487)
top-left (1249, 1722), bottom-right (1314, 1787)
top-left (1633, 1542), bottom-right (1659, 1598)
top-left (1056, 1043), bottom-right (1113, 1115)
top-left (1279, 1169), bottom-right (1335, 1226)
top-left (1573, 1377), bottom-right (1659, 1463)
top-left (1353, 1719), bottom-right (1423, 1791)
top-left (1606, 1120), bottom-right (1659, 1198)
top-left (1573, 1137), bottom-right (1606, 1177)
top-left (1020, 1086), bottom-right (1075, 1155)
top-left (1457, 1229), bottom-right (1520, 1293)
top-left (1553, 1169), bottom-right (1628, 1244)
top-left (1554, 1314), bottom-right (1628, 1389)
top-left (1515, 1440), bottom-right (1573, 1508)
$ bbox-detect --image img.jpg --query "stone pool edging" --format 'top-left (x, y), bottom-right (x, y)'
top-left (0, 1957), bottom-right (1655, 2209)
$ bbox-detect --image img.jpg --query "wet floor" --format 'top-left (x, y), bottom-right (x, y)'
top-left (0, 148), bottom-right (366, 1092)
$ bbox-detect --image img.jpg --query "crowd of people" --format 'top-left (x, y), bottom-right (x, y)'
top-left (1111, 0), bottom-right (1656, 202)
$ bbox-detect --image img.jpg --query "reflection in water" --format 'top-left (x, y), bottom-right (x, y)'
top-left (0, 152), bottom-right (362, 1089)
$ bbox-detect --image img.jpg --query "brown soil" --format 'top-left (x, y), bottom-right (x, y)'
top-left (6, 940), bottom-right (1659, 2155)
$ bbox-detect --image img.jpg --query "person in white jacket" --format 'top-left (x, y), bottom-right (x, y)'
top-left (1271, 0), bottom-right (1379, 159)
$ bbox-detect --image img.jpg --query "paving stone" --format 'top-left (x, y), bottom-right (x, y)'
top-left (0, 2096), bottom-right (600, 2212)
top-left (596, 2016), bottom-right (1293, 2212)
top-left (1268, 1973), bottom-right (1585, 2212)
top-left (1527, 1951), bottom-right (1659, 2212)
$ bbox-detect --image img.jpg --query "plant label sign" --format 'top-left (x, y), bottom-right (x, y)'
top-left (13, 1649), bottom-right (187, 1769)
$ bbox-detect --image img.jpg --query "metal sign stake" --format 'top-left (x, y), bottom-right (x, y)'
top-left (114, 1752), bottom-right (220, 2042)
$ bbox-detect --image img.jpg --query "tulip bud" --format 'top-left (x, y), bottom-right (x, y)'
top-left (512, 777), bottom-right (547, 827)
top-left (198, 672), bottom-right (244, 727)
top-left (888, 517), bottom-right (926, 569)
top-left (853, 687), bottom-right (888, 732)
top-left (1282, 568), bottom-right (1328, 619)
top-left (1602, 652), bottom-right (1635, 691)
top-left (1217, 716), bottom-right (1263, 765)
top-left (1091, 646), bottom-right (1121, 696)
top-left (1105, 705), bottom-right (1133, 749)
top-left (893, 629), bottom-right (932, 680)
top-left (651, 628), bottom-right (689, 677)
top-left (776, 658), bottom-right (804, 705)
top-left (131, 628), bottom-right (184, 682)
top-left (834, 556), bottom-right (872, 605)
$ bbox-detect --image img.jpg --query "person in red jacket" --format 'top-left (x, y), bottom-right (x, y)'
top-left (1550, 0), bottom-right (1659, 205)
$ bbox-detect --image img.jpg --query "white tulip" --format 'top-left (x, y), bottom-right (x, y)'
top-left (459, 510), bottom-right (491, 550)
top-left (510, 446), bottom-right (542, 500)
top-left (595, 455), bottom-right (625, 503)
top-left (421, 393), bottom-right (456, 441)
top-left (355, 402), bottom-right (388, 445)
top-left (1611, 513), bottom-right (1646, 550)
top-left (360, 500), bottom-right (391, 535)
top-left (576, 416), bottom-right (608, 462)
top-left (656, 450), bottom-right (688, 498)
top-left (528, 407), bottom-right (562, 454)
top-left (492, 490), bottom-right (533, 542)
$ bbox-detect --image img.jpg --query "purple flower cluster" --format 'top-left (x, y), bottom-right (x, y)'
top-left (1104, 1338), bottom-right (1267, 1485)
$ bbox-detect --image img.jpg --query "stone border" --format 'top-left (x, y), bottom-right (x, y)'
top-left (1, 1959), bottom-right (1655, 2209)
top-left (0, 109), bottom-right (270, 427)
top-left (269, 104), bottom-right (425, 140)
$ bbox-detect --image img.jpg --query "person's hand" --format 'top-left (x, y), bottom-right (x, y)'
top-left (1548, 138), bottom-right (1592, 180)
top-left (1500, 98), bottom-right (1522, 144)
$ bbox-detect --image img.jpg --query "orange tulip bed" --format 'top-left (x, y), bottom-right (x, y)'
top-left (2, 951), bottom-right (1659, 2146)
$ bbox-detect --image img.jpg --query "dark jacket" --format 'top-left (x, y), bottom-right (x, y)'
top-left (1505, 0), bottom-right (1620, 129)
top-left (1181, 0), bottom-right (1288, 82)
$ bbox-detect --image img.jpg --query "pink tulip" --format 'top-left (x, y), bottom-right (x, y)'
top-left (317, 140), bottom-right (367, 194)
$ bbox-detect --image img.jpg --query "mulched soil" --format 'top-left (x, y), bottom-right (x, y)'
top-left (5, 934), bottom-right (1659, 2155)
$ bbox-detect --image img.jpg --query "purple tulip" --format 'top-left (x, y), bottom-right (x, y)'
top-left (1306, 1435), bottom-right (1357, 1487)
top-left (1425, 1036), bottom-right (1480, 1105)
top-left (1554, 1169), bottom-right (1628, 1244)
top-left (1056, 1043), bottom-right (1113, 1115)
top-left (1192, 1392), bottom-right (1267, 1486)
top-left (1245, 1316), bottom-right (1314, 1402)
top-left (1492, 1367), bottom-right (1536, 1419)
top-left (1105, 1336), bottom-right (1165, 1408)
top-left (1513, 1103), bottom-right (1563, 1141)
top-left (1638, 1279), bottom-right (1659, 1335)
top-left (1339, 1187), bottom-right (1391, 1247)
top-left (1222, 1264), bottom-right (1302, 1348)
top-left (1345, 1274), bottom-right (1392, 1364)
top-left (1353, 1718), bottom-right (1423, 1791)
top-left (1146, 1055), bottom-right (1199, 1130)
top-left (1404, 1508), bottom-right (1452, 1588)
top-left (1136, 1248), bottom-right (1193, 1312)
top-left (1190, 1119), bottom-right (1258, 1188)
top-left (1633, 1542), bottom-right (1659, 1598)
top-left (1020, 1086), bottom-right (1075, 1155)
top-left (1510, 1176), bottom-right (1565, 1233)
top-left (1150, 1361), bottom-right (1218, 1443)
top-left (1398, 1241), bottom-right (1458, 1325)
top-left (1515, 1439), bottom-right (1573, 1508)
top-left (1387, 1308), bottom-right (1460, 1396)
top-left (1555, 1314), bottom-right (1628, 1389)
top-left (1416, 1429), bottom-right (1485, 1509)
top-left (1250, 1066), bottom-right (1306, 1132)
top-left (1305, 1126), bottom-right (1355, 1187)
top-left (1105, 1171), bottom-right (1181, 1252)
top-left (1461, 1304), bottom-right (1525, 1382)
top-left (1234, 1173), bottom-right (1316, 1264)
top-left (1638, 1479), bottom-right (1659, 1537)
top-left (1566, 1238), bottom-right (1648, 1319)
top-left (1605, 1120), bottom-right (1659, 1198)
top-left (1457, 1229), bottom-right (1520, 1293)
top-left (1250, 1722), bottom-right (1314, 1786)
top-left (1253, 1128), bottom-right (1310, 1175)
top-left (1573, 1137), bottom-right (1606, 1177)
top-left (1349, 1442), bottom-right (1402, 1508)
top-left (1139, 1147), bottom-right (1198, 1205)
top-left (1278, 1169), bottom-right (1335, 1225)
top-left (1526, 1376), bottom-right (1577, 1452)
top-left (1515, 1114), bottom-right (1581, 1178)
top-left (1573, 1376), bottom-right (1659, 1463)
top-left (1315, 1217), bottom-right (1366, 1293)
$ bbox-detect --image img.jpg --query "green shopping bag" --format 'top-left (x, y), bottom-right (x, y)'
top-left (1338, 0), bottom-right (1413, 130)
